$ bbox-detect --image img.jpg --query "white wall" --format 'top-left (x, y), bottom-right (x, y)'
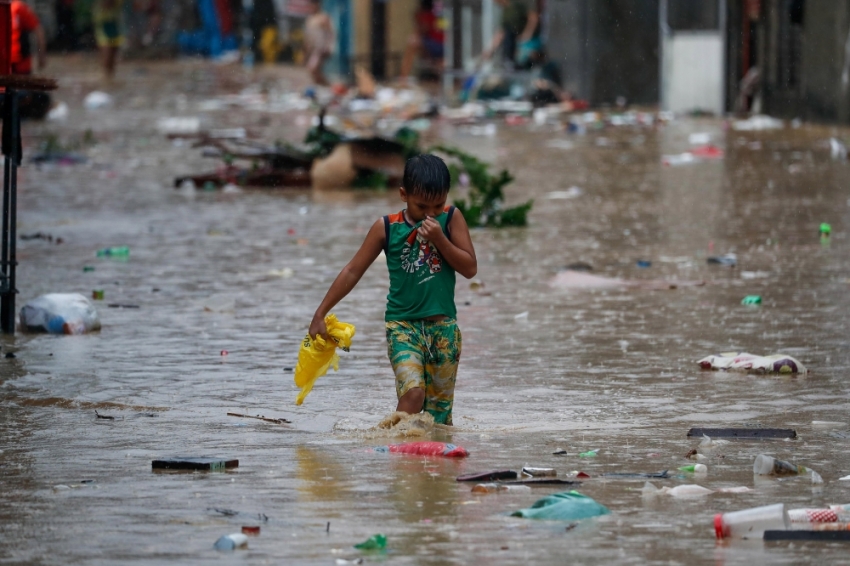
top-left (662, 33), bottom-right (724, 114)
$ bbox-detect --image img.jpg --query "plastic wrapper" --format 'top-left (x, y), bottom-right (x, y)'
top-left (294, 314), bottom-right (355, 405)
top-left (697, 352), bottom-right (807, 374)
top-left (374, 441), bottom-right (469, 458)
top-left (19, 293), bottom-right (101, 334)
top-left (510, 490), bottom-right (609, 520)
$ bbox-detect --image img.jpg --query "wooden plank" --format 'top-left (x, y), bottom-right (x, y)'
top-left (687, 427), bottom-right (797, 439)
top-left (0, 75), bottom-right (58, 91)
top-left (498, 479), bottom-right (582, 486)
top-left (764, 530), bottom-right (850, 541)
top-left (152, 457), bottom-right (239, 471)
top-left (456, 470), bottom-right (517, 482)
top-left (601, 471), bottom-right (670, 479)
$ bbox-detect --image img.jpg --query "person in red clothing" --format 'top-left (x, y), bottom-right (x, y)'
top-left (10, 0), bottom-right (46, 75)
top-left (400, 0), bottom-right (444, 80)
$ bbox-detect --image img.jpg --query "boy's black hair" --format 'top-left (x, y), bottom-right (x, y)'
top-left (402, 154), bottom-right (451, 199)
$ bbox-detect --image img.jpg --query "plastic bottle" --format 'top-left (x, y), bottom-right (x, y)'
top-left (753, 454), bottom-right (807, 476)
top-left (578, 449), bottom-right (599, 458)
top-left (678, 464), bottom-right (708, 474)
top-left (96, 246), bottom-right (129, 257)
top-left (741, 295), bottom-right (762, 305)
top-left (354, 534), bottom-right (386, 550)
top-left (213, 533), bottom-right (248, 550)
top-left (714, 503), bottom-right (790, 539)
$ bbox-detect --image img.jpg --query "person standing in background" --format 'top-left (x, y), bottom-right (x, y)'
top-left (10, 0), bottom-right (46, 74)
top-left (93, 0), bottom-right (124, 78)
top-left (304, 0), bottom-right (335, 85)
top-left (482, 0), bottom-right (539, 69)
top-left (400, 0), bottom-right (444, 80)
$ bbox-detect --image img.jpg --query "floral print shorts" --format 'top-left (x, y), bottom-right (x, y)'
top-left (386, 318), bottom-right (461, 425)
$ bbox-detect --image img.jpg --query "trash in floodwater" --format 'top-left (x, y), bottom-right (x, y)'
top-left (600, 471), bottom-right (670, 479)
top-left (226, 411), bottom-right (291, 424)
top-left (678, 464), bottom-right (708, 474)
top-left (510, 491), bottom-right (610, 521)
top-left (522, 467), bottom-right (556, 478)
top-left (820, 222), bottom-right (832, 236)
top-left (457, 470), bottom-right (518, 482)
top-left (696, 352), bottom-right (807, 374)
top-left (92, 290), bottom-right (104, 301)
top-left (765, 530), bottom-right (850, 541)
top-left (741, 295), bottom-right (762, 305)
top-left (354, 534), bottom-right (387, 551)
top-left (471, 483), bottom-right (531, 493)
top-left (20, 293), bottom-right (101, 335)
top-left (241, 526), bottom-right (261, 535)
top-left (753, 454), bottom-right (808, 476)
top-left (83, 91), bottom-right (113, 110)
top-left (96, 246), bottom-right (129, 258)
top-left (731, 115), bottom-right (784, 131)
top-left (546, 187), bottom-right (583, 199)
top-left (829, 138), bottom-right (847, 161)
top-left (151, 457), bottom-right (239, 471)
top-left (578, 449), bottom-right (599, 458)
top-left (294, 314), bottom-right (356, 405)
top-left (374, 441), bottom-right (469, 458)
top-left (788, 504), bottom-right (850, 524)
top-left (687, 427), bottom-right (796, 439)
top-left (641, 482), bottom-right (714, 498)
top-left (715, 503), bottom-right (790, 539)
top-left (213, 533), bottom-right (248, 550)
top-left (706, 253), bottom-right (737, 266)
top-left (636, 260), bottom-right (652, 268)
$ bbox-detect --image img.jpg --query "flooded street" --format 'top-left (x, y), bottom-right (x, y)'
top-left (4, 55), bottom-right (850, 565)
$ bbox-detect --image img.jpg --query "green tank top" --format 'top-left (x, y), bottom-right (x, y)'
top-left (383, 207), bottom-right (457, 321)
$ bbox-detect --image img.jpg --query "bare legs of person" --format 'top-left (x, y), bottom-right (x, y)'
top-left (101, 46), bottom-right (119, 79)
top-left (396, 387), bottom-right (425, 415)
top-left (400, 33), bottom-right (421, 78)
top-left (306, 50), bottom-right (329, 86)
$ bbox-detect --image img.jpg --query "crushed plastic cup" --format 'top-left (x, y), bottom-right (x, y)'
top-left (714, 503), bottom-right (790, 539)
top-left (753, 454), bottom-right (806, 476)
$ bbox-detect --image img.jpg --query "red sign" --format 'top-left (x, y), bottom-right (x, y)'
top-left (0, 1), bottom-right (11, 75)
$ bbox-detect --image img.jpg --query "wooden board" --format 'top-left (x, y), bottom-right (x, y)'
top-left (687, 427), bottom-right (796, 439)
top-left (456, 470), bottom-right (517, 482)
top-left (152, 457), bottom-right (238, 471)
top-left (764, 530), bottom-right (850, 541)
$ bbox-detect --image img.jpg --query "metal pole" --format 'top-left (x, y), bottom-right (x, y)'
top-left (0, 88), bottom-right (18, 333)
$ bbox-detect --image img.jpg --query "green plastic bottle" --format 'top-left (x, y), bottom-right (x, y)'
top-left (354, 534), bottom-right (387, 550)
top-left (96, 246), bottom-right (129, 257)
top-left (741, 295), bottom-right (762, 305)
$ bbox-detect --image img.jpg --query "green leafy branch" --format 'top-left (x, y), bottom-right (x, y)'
top-left (430, 145), bottom-right (532, 227)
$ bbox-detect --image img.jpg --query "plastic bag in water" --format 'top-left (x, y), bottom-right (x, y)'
top-left (19, 293), bottom-right (101, 334)
top-left (510, 490), bottom-right (609, 520)
top-left (374, 441), bottom-right (469, 458)
top-left (294, 314), bottom-right (355, 405)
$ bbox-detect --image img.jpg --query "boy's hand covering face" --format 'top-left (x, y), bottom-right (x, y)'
top-left (417, 216), bottom-right (445, 243)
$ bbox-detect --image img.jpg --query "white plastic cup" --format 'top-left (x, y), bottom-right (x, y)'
top-left (752, 454), bottom-right (805, 476)
top-left (714, 503), bottom-right (790, 539)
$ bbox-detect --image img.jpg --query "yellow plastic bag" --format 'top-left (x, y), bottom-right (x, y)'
top-left (294, 314), bottom-right (356, 405)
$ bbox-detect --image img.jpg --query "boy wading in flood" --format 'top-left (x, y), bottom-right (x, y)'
top-left (309, 154), bottom-right (477, 425)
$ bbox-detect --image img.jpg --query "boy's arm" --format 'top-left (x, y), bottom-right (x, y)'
top-left (418, 210), bottom-right (477, 279)
top-left (309, 218), bottom-right (385, 340)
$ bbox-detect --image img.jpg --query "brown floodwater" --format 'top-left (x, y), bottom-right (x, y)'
top-left (3, 55), bottom-right (850, 565)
